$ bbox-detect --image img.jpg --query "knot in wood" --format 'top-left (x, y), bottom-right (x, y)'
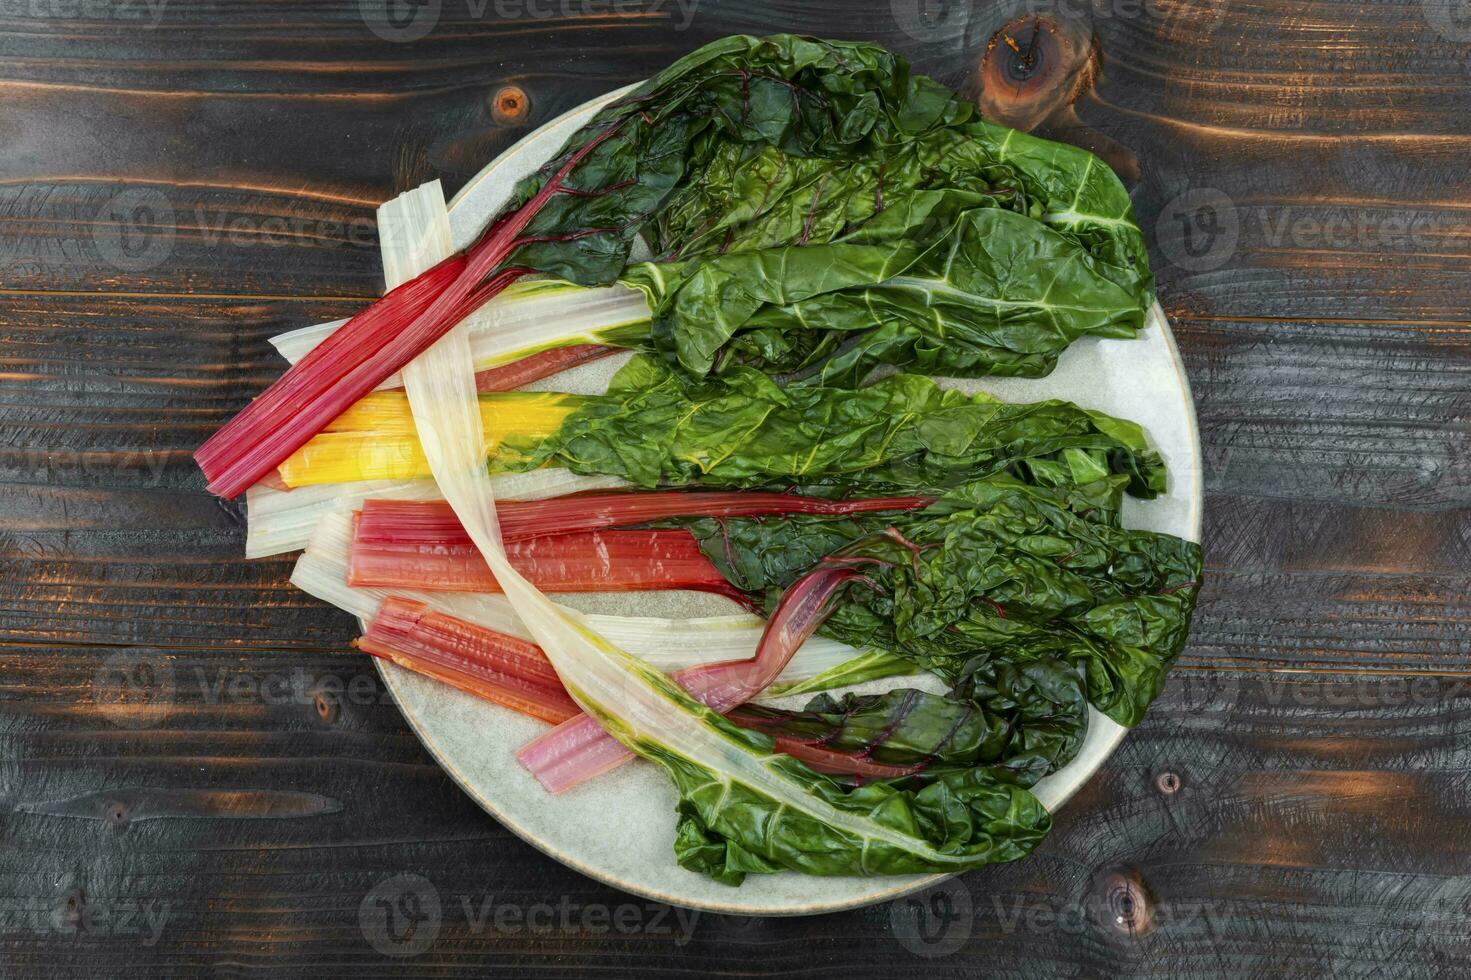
top-left (1089, 866), bottom-right (1157, 939)
top-left (313, 690), bottom-right (340, 724)
top-left (978, 14), bottom-right (1096, 132)
top-left (492, 85), bottom-right (531, 125)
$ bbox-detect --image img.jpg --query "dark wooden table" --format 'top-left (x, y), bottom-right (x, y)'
top-left (2, 1), bottom-right (1468, 976)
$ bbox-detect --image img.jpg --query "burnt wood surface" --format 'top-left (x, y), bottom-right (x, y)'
top-left (1, 1), bottom-right (1468, 977)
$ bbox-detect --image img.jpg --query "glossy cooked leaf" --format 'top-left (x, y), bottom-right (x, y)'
top-left (732, 656), bottom-right (1089, 787)
top-left (381, 34), bottom-right (1177, 883)
top-left (500, 34), bottom-right (941, 285)
top-left (735, 688), bottom-right (1009, 768)
top-left (685, 477), bottom-right (1202, 726)
top-left (646, 97), bottom-right (1150, 294)
top-left (951, 658), bottom-right (1092, 785)
top-left (627, 202), bottom-right (1144, 386)
top-left (497, 32), bottom-right (1151, 384)
top-left (557, 638), bottom-right (1053, 885)
top-left (491, 355), bottom-right (1167, 498)
top-left (661, 744), bottom-right (1053, 884)
top-left (635, 72), bottom-right (1150, 383)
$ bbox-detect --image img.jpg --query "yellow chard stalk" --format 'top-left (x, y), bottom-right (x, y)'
top-left (277, 389), bottom-right (580, 486)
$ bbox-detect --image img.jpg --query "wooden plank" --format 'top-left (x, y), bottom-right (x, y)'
top-left (0, 481), bottom-right (338, 648)
top-left (0, 294), bottom-right (356, 492)
top-left (3, 296), bottom-right (1465, 665)
top-left (1, 479), bottom-right (1466, 673)
top-left (0, 2), bottom-right (1464, 975)
top-left (0, 2), bottom-right (694, 295)
top-left (0, 180), bottom-right (384, 298)
top-left (1179, 318), bottom-right (1471, 508)
top-left (0, 3), bottom-right (1466, 321)
top-left (1030, 2), bottom-right (1471, 321)
top-left (1194, 494), bottom-right (1470, 673)
top-left (6, 297), bottom-right (1467, 509)
top-left (1, 646), bottom-right (1467, 975)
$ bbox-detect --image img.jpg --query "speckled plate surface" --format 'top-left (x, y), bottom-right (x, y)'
top-left (373, 87), bottom-right (1203, 915)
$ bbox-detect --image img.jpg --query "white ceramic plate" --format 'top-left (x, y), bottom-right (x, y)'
top-left (375, 88), bottom-right (1203, 915)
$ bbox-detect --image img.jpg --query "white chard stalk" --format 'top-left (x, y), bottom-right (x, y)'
top-left (246, 468), bottom-right (629, 558)
top-left (269, 280), bottom-right (650, 391)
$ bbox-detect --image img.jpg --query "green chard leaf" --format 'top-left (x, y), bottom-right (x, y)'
top-left (732, 656), bottom-right (1090, 788)
top-left (499, 33), bottom-right (1152, 385)
top-left (627, 197), bottom-right (1145, 386)
top-left (491, 355), bottom-right (1167, 498)
top-left (459, 34), bottom-right (1190, 884)
top-left (682, 477), bottom-right (1202, 726)
top-left (568, 643), bottom-right (1052, 885)
top-left (667, 754), bottom-right (1052, 885)
top-left (501, 34), bottom-right (939, 286)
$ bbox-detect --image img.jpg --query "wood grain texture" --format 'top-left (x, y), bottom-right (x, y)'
top-left (3, 646), bottom-right (1470, 976)
top-left (1180, 318), bottom-right (1471, 508)
top-left (1, 0), bottom-right (1468, 976)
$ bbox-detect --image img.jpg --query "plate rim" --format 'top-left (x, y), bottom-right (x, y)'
top-left (377, 85), bottom-right (1204, 916)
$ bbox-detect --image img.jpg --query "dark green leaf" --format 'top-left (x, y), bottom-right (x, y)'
top-left (628, 202), bottom-right (1145, 385)
top-left (731, 656), bottom-right (1089, 787)
top-left (683, 476), bottom-right (1201, 726)
top-left (493, 355), bottom-right (1166, 498)
top-left (497, 33), bottom-right (1152, 384)
top-left (572, 632), bottom-right (1055, 886)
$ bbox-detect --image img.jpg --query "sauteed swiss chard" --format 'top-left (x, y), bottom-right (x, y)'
top-left (201, 34), bottom-right (1199, 886)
